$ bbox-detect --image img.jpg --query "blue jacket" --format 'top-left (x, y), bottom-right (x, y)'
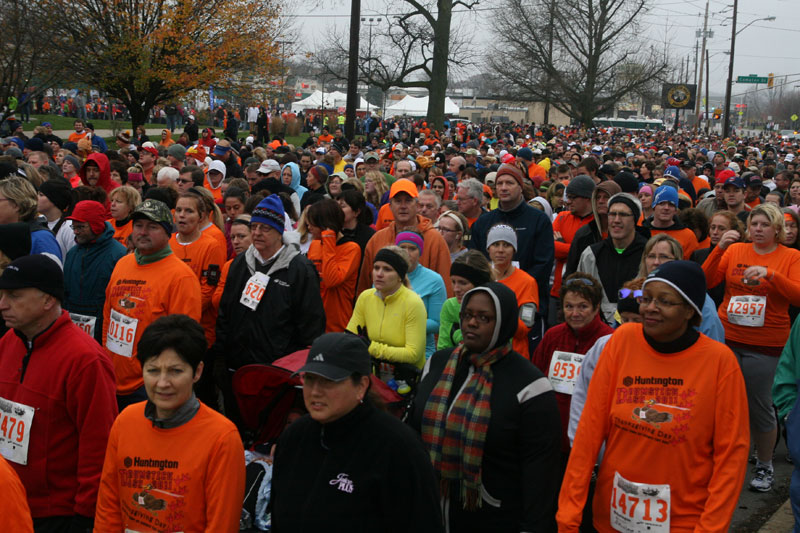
top-left (29, 221), bottom-right (62, 261)
top-left (469, 200), bottom-right (555, 312)
top-left (407, 264), bottom-right (447, 359)
top-left (282, 161), bottom-right (307, 199)
top-left (63, 222), bottom-right (127, 342)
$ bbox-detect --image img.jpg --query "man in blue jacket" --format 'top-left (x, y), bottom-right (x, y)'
top-left (63, 200), bottom-right (127, 343)
top-left (469, 162), bottom-right (555, 318)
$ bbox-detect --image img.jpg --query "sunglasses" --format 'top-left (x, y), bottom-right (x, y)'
top-left (618, 288), bottom-right (643, 300)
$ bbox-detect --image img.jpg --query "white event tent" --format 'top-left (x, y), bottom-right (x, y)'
top-left (291, 90), bottom-right (372, 112)
top-left (385, 95), bottom-right (459, 117)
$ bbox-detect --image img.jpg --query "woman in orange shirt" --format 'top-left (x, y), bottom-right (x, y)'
top-left (703, 202), bottom-right (800, 492)
top-left (486, 224), bottom-right (538, 359)
top-left (169, 191), bottom-right (227, 347)
top-left (306, 198), bottom-right (361, 332)
top-left (108, 185), bottom-right (141, 250)
top-left (559, 261), bottom-right (748, 532)
top-left (95, 315), bottom-right (245, 533)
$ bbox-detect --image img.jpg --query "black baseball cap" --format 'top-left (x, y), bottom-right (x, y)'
top-left (295, 333), bottom-right (372, 381)
top-left (0, 254), bottom-right (64, 301)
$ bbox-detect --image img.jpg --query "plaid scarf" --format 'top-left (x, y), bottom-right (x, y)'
top-left (421, 343), bottom-right (510, 510)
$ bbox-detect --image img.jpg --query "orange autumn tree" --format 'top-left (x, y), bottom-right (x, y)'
top-left (52, 0), bottom-right (284, 127)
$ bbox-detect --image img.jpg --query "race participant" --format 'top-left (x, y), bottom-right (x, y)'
top-left (357, 179), bottom-right (452, 296)
top-left (722, 175), bottom-right (752, 224)
top-left (94, 315), bottom-right (245, 533)
top-left (643, 185), bottom-right (699, 260)
top-left (470, 163), bottom-right (554, 313)
top-left (565, 181), bottom-right (622, 278)
top-left (486, 224), bottom-right (538, 358)
top-left (396, 231), bottom-right (447, 359)
top-left (577, 193), bottom-right (646, 325)
top-left (438, 250), bottom-right (493, 350)
top-left (550, 175), bottom-right (595, 324)
top-left (533, 272), bottom-right (613, 456)
top-left (0, 454), bottom-right (33, 532)
top-left (0, 177), bottom-right (61, 260)
top-left (212, 195), bottom-right (324, 423)
top-left (703, 202), bottom-right (800, 492)
top-left (689, 210), bottom-right (744, 308)
top-left (569, 278), bottom-right (644, 446)
top-left (558, 261), bottom-right (749, 531)
top-left (435, 210), bottom-right (469, 262)
top-left (306, 198), bottom-right (361, 332)
top-left (337, 189), bottom-right (375, 259)
top-left (168, 191), bottom-right (226, 346)
top-left (63, 201), bottom-right (127, 344)
top-left (411, 282), bottom-right (562, 531)
top-left (272, 333), bottom-right (443, 531)
top-left (638, 234), bottom-right (725, 343)
top-left (107, 186), bottom-right (141, 248)
top-left (0, 255), bottom-right (117, 532)
top-left (347, 245), bottom-right (427, 370)
top-left (212, 215), bottom-right (251, 310)
top-left (103, 199), bottom-right (202, 409)
top-left (36, 178), bottom-right (74, 258)
top-left (773, 316), bottom-right (800, 531)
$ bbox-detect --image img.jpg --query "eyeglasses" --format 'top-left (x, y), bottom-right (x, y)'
top-left (618, 288), bottom-right (642, 300)
top-left (71, 223), bottom-right (89, 232)
top-left (250, 223), bottom-right (274, 234)
top-left (460, 311), bottom-right (495, 324)
top-left (608, 211), bottom-right (634, 219)
top-left (177, 178), bottom-right (193, 184)
top-left (645, 253), bottom-right (675, 262)
top-left (636, 295), bottom-right (686, 309)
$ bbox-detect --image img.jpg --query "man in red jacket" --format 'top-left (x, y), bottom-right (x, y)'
top-left (0, 255), bottom-right (118, 532)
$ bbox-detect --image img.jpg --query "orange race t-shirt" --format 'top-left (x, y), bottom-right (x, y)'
top-left (498, 267), bottom-right (539, 358)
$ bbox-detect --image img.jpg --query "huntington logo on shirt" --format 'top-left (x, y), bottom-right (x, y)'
top-left (330, 473), bottom-right (354, 493)
top-left (615, 375), bottom-right (695, 445)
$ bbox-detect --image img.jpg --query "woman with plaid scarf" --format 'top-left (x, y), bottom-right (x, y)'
top-left (409, 282), bottom-right (562, 532)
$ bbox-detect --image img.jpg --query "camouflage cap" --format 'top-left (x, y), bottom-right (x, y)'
top-left (131, 199), bottom-right (173, 234)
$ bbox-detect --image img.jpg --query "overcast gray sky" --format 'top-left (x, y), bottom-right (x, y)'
top-left (289, 0), bottom-right (799, 99)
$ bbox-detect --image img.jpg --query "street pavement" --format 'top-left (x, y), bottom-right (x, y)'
top-left (731, 438), bottom-right (792, 531)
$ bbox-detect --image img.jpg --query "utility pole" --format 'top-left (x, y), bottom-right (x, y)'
top-left (694, 41), bottom-right (699, 84)
top-left (705, 49), bottom-right (710, 134)
top-left (695, 1), bottom-right (710, 131)
top-left (722, 0), bottom-right (738, 138)
top-left (361, 17), bottom-right (382, 118)
top-left (344, 0), bottom-right (361, 140)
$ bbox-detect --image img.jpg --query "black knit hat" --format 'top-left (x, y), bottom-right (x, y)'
top-left (39, 178), bottom-right (73, 212)
top-left (643, 260), bottom-right (706, 318)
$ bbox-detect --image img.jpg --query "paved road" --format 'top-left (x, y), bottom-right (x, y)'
top-left (731, 437), bottom-right (792, 531)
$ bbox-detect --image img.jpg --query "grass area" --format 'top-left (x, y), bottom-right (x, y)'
top-left (22, 114), bottom-right (165, 132)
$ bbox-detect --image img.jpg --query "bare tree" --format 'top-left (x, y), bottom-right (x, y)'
top-left (317, 0), bottom-right (478, 127)
top-left (490, 0), bottom-right (668, 126)
top-left (0, 0), bottom-right (71, 110)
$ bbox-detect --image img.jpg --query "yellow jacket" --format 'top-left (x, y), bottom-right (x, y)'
top-left (346, 285), bottom-right (427, 368)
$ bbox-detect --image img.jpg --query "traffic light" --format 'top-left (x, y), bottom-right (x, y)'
top-left (713, 108), bottom-right (721, 120)
top-left (768, 73), bottom-right (775, 88)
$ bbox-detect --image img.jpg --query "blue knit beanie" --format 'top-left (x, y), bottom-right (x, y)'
top-left (251, 194), bottom-right (285, 234)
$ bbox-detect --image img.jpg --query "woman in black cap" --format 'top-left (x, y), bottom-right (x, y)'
top-left (559, 260), bottom-right (749, 532)
top-left (271, 332), bottom-right (443, 532)
top-left (410, 282), bottom-right (562, 532)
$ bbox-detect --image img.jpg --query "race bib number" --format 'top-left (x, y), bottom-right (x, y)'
top-left (240, 272), bottom-right (269, 311)
top-left (0, 397), bottom-right (34, 465)
top-left (726, 295), bottom-right (766, 327)
top-left (610, 472), bottom-right (670, 533)
top-left (70, 313), bottom-right (96, 338)
top-left (106, 309), bottom-right (138, 358)
top-left (547, 351), bottom-right (584, 395)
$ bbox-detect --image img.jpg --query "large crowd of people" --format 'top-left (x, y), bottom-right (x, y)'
top-left (2, 113), bottom-right (800, 531)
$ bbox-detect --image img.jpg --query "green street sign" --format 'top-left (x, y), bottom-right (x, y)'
top-left (737, 75), bottom-right (768, 84)
top-left (792, 114), bottom-right (799, 121)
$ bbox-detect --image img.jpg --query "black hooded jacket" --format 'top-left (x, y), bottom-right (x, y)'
top-left (409, 283), bottom-right (562, 532)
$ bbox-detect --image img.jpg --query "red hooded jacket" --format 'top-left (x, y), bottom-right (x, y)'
top-left (79, 153), bottom-right (119, 216)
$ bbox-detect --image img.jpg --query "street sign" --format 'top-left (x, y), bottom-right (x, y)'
top-left (792, 114), bottom-right (799, 121)
top-left (737, 75), bottom-right (769, 84)
top-left (738, 111), bottom-right (744, 116)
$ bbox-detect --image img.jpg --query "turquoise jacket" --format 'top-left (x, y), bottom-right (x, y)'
top-left (407, 265), bottom-right (447, 359)
top-left (773, 317), bottom-right (800, 419)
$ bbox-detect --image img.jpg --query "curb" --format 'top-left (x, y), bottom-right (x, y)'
top-left (758, 498), bottom-right (794, 532)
